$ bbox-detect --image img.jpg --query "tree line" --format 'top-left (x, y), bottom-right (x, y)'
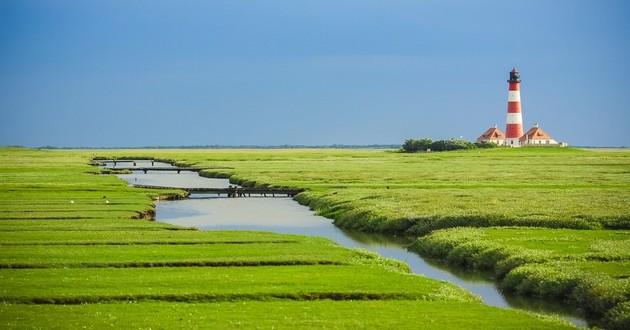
top-left (402, 138), bottom-right (497, 152)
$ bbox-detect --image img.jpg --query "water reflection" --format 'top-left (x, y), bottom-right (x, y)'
top-left (119, 172), bottom-right (231, 189)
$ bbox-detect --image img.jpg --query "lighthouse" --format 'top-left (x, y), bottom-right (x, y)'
top-left (505, 68), bottom-right (524, 146)
top-left (476, 68), bottom-right (566, 147)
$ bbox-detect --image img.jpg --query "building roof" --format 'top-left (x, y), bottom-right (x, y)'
top-left (476, 126), bottom-right (505, 143)
top-left (519, 125), bottom-right (555, 141)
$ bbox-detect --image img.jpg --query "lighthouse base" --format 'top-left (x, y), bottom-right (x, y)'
top-left (504, 138), bottom-right (522, 147)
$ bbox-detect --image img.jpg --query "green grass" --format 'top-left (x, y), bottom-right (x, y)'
top-left (84, 147), bottom-right (629, 327)
top-left (0, 301), bottom-right (576, 329)
top-left (0, 265), bottom-right (475, 304)
top-left (0, 236), bottom-right (356, 268)
top-left (93, 147), bottom-right (630, 234)
top-left (0, 219), bottom-right (184, 231)
top-left (410, 227), bottom-right (630, 328)
top-left (412, 227), bottom-right (630, 265)
top-left (0, 228), bottom-right (304, 244)
top-left (0, 147), bottom-right (581, 328)
top-left (0, 147), bottom-right (185, 220)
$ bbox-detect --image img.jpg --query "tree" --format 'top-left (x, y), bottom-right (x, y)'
top-left (402, 138), bottom-right (433, 153)
top-left (475, 141), bottom-right (499, 149)
top-left (430, 138), bottom-right (477, 151)
top-left (403, 138), bottom-right (478, 153)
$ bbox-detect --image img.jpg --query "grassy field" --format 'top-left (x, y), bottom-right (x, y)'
top-left (86, 146), bottom-right (630, 328)
top-left (0, 146), bottom-right (579, 328)
top-left (0, 301), bottom-right (573, 330)
top-left (410, 227), bottom-right (630, 325)
top-left (93, 147), bottom-right (630, 234)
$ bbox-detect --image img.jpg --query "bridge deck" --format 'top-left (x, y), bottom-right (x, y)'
top-left (134, 185), bottom-right (305, 197)
top-left (106, 166), bottom-right (232, 173)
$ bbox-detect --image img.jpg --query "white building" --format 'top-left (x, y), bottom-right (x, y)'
top-left (476, 124), bottom-right (566, 147)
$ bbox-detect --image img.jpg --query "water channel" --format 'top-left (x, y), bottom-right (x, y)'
top-left (107, 160), bottom-right (589, 327)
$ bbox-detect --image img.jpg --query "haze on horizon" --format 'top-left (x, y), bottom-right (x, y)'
top-left (1, 1), bottom-right (629, 148)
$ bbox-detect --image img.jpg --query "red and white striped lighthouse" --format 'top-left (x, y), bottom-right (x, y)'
top-left (505, 68), bottom-right (524, 146)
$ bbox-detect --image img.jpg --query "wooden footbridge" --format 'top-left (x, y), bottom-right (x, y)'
top-left (96, 160), bottom-right (233, 174)
top-left (134, 184), bottom-right (305, 198)
top-left (124, 166), bottom-right (225, 174)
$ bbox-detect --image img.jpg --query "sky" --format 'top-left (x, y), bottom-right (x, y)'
top-left (1, 0), bottom-right (629, 148)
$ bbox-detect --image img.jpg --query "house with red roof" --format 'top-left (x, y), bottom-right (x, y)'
top-left (476, 125), bottom-right (506, 145)
top-left (519, 124), bottom-right (560, 146)
top-left (477, 125), bottom-right (505, 145)
top-left (476, 123), bottom-right (566, 147)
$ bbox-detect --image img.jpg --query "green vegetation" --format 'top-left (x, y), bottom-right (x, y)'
top-left (0, 148), bottom-right (185, 221)
top-left (402, 137), bottom-right (490, 152)
top-left (0, 147), bottom-right (578, 328)
top-left (1, 301), bottom-right (573, 329)
top-left (411, 227), bottom-right (630, 329)
top-left (90, 147), bottom-right (629, 234)
top-left (84, 146), bottom-right (629, 328)
top-left (0, 235), bottom-right (356, 269)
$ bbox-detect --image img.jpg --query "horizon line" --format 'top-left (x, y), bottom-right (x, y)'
top-left (2, 144), bottom-right (630, 150)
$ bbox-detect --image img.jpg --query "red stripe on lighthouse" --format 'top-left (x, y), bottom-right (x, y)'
top-left (505, 68), bottom-right (523, 141)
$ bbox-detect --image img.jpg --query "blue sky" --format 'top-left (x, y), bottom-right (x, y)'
top-left (1, 0), bottom-right (628, 147)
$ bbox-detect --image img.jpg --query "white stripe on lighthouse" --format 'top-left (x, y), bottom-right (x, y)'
top-left (506, 113), bottom-right (522, 124)
top-left (508, 90), bottom-right (520, 102)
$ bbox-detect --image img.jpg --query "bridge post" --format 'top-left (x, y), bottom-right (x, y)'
top-left (143, 169), bottom-right (148, 174)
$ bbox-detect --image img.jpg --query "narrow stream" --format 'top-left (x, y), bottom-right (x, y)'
top-left (107, 160), bottom-right (589, 327)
